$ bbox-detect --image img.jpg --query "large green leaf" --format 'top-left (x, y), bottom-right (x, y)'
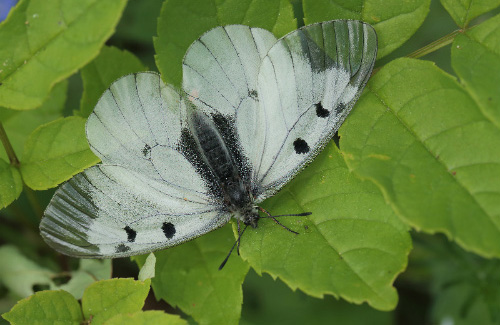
top-left (20, 116), bottom-right (99, 190)
top-left (0, 80), bottom-right (67, 162)
top-left (78, 46), bottom-right (147, 118)
top-left (239, 143), bottom-right (411, 311)
top-left (341, 57), bottom-right (500, 258)
top-left (0, 158), bottom-right (22, 208)
top-left (440, 0), bottom-right (500, 27)
top-left (452, 13), bottom-right (500, 126)
top-left (0, 0), bottom-right (127, 110)
top-left (139, 226), bottom-right (250, 325)
top-left (302, 0), bottom-right (431, 58)
top-left (154, 0), bottom-right (296, 87)
top-left (2, 290), bottom-right (83, 325)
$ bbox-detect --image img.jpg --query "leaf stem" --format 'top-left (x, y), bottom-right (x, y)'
top-left (406, 29), bottom-right (463, 59)
top-left (0, 122), bottom-right (20, 167)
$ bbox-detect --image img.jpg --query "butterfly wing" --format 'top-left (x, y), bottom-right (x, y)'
top-left (40, 73), bottom-right (230, 258)
top-left (181, 21), bottom-right (377, 202)
top-left (182, 25), bottom-right (277, 116)
top-left (251, 20), bottom-right (377, 200)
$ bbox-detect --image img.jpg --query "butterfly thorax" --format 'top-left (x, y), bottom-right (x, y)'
top-left (188, 109), bottom-right (258, 227)
top-left (224, 179), bottom-right (259, 228)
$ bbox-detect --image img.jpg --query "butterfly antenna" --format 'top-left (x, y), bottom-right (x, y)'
top-left (219, 224), bottom-right (249, 270)
top-left (257, 207), bottom-right (311, 235)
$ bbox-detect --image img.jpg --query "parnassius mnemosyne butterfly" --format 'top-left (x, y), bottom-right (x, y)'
top-left (40, 20), bottom-right (377, 267)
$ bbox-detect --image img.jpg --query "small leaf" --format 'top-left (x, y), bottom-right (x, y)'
top-left (21, 116), bottom-right (99, 190)
top-left (341, 58), bottom-right (500, 258)
top-left (0, 245), bottom-right (55, 298)
top-left (303, 0), bottom-right (431, 58)
top-left (138, 253), bottom-right (156, 281)
top-left (440, 0), bottom-right (500, 27)
top-left (0, 159), bottom-right (22, 208)
top-left (58, 259), bottom-right (112, 300)
top-left (150, 226), bottom-right (250, 325)
top-left (2, 290), bottom-right (83, 325)
top-left (155, 0), bottom-right (296, 87)
top-left (0, 0), bottom-right (127, 110)
top-left (105, 311), bottom-right (187, 325)
top-left (81, 278), bottom-right (151, 325)
top-left (0, 80), bottom-right (67, 162)
top-left (79, 46), bottom-right (147, 118)
top-left (241, 143), bottom-right (411, 311)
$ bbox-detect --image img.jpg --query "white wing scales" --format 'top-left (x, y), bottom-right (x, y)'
top-left (41, 73), bottom-right (230, 258)
top-left (182, 25), bottom-right (277, 116)
top-left (251, 21), bottom-right (377, 199)
top-left (43, 165), bottom-right (228, 257)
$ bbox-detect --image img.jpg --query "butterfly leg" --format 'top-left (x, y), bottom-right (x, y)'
top-left (237, 220), bottom-right (241, 255)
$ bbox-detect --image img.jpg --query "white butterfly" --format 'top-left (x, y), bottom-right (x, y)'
top-left (40, 20), bottom-right (377, 262)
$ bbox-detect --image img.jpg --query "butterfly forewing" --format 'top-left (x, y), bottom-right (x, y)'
top-left (250, 20), bottom-right (377, 200)
top-left (41, 73), bottom-right (231, 258)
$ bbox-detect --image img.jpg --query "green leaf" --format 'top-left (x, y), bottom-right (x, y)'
top-left (0, 159), bottom-right (22, 208)
top-left (0, 245), bottom-right (55, 298)
top-left (150, 226), bottom-right (250, 325)
top-left (21, 116), bottom-right (99, 190)
top-left (79, 46), bottom-right (147, 118)
top-left (411, 235), bottom-right (500, 325)
top-left (138, 253), bottom-right (156, 281)
top-left (340, 58), bottom-right (500, 258)
top-left (452, 13), bottom-right (500, 126)
top-left (240, 143), bottom-right (411, 311)
top-left (440, 0), bottom-right (500, 27)
top-left (154, 0), bottom-right (296, 87)
top-left (81, 278), bottom-right (151, 325)
top-left (303, 0), bottom-right (431, 58)
top-left (0, 0), bottom-right (127, 110)
top-left (0, 80), bottom-right (67, 162)
top-left (2, 290), bottom-right (83, 325)
top-left (242, 270), bottom-right (394, 324)
top-left (105, 311), bottom-right (187, 325)
top-left (58, 260), bottom-right (112, 300)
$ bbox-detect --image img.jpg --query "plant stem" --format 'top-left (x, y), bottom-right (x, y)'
top-left (0, 122), bottom-right (20, 167)
top-left (24, 185), bottom-right (44, 219)
top-left (406, 29), bottom-right (463, 59)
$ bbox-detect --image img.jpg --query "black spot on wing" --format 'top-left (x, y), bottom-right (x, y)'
top-left (115, 244), bottom-right (131, 253)
top-left (142, 144), bottom-right (151, 158)
top-left (293, 138), bottom-right (310, 154)
top-left (124, 226), bottom-right (137, 242)
top-left (335, 103), bottom-right (346, 115)
top-left (162, 222), bottom-right (176, 239)
top-left (248, 90), bottom-right (258, 100)
top-left (315, 102), bottom-right (329, 118)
